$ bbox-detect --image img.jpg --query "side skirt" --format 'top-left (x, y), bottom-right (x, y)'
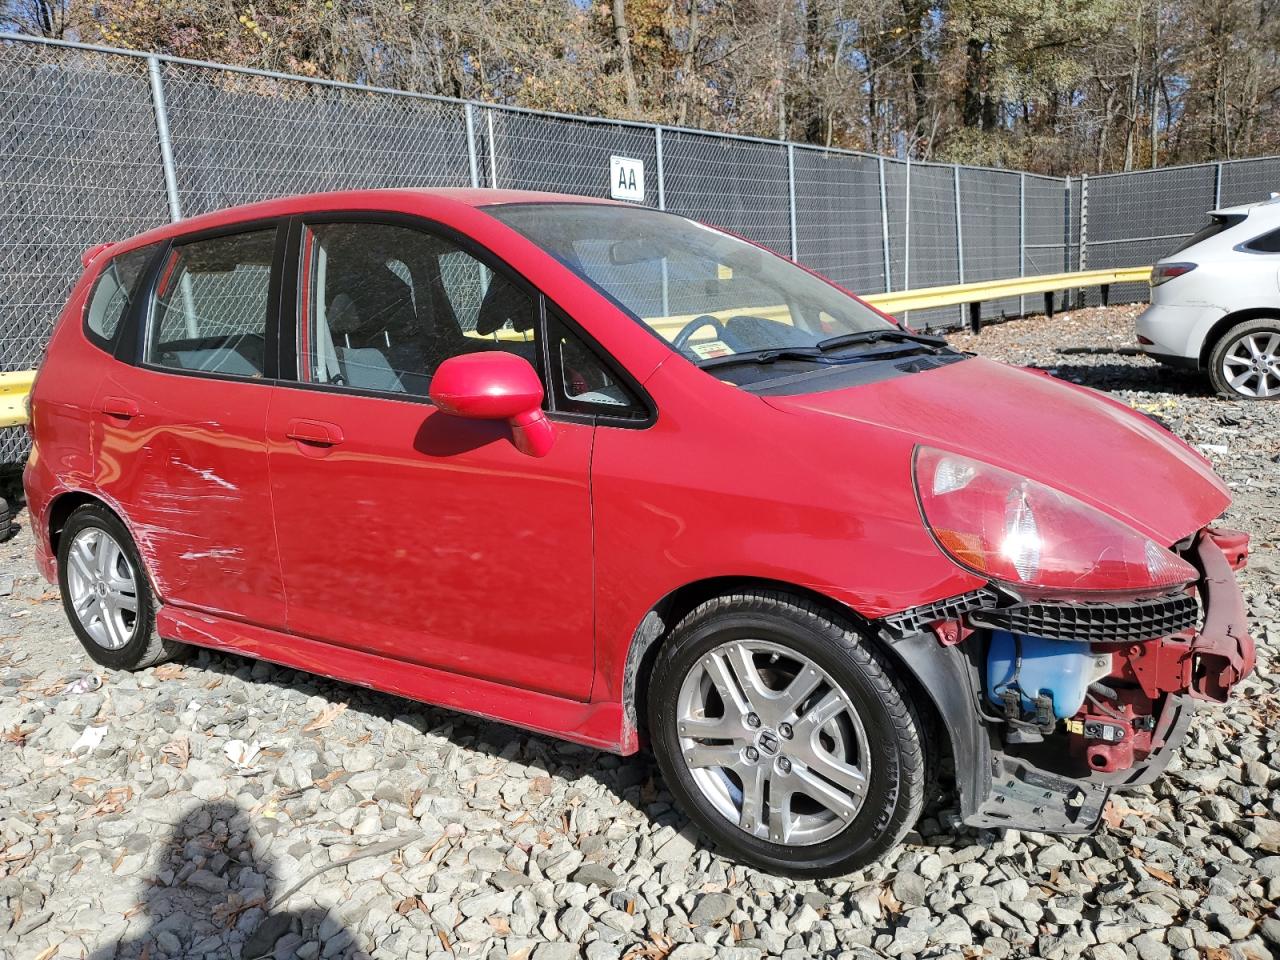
top-left (157, 606), bottom-right (628, 754)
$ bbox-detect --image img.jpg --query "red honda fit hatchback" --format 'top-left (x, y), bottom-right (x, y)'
top-left (25, 189), bottom-right (1253, 876)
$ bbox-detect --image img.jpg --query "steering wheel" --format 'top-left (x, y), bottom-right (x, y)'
top-left (671, 314), bottom-right (728, 353)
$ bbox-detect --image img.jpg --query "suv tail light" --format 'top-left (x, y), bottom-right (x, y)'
top-left (1151, 262), bottom-right (1196, 286)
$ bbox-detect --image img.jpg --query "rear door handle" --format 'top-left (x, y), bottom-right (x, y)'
top-left (285, 418), bottom-right (344, 447)
top-left (100, 396), bottom-right (139, 419)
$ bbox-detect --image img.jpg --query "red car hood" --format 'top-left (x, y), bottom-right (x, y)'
top-left (765, 357), bottom-right (1229, 546)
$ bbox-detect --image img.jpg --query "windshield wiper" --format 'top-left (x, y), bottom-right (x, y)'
top-left (817, 329), bottom-right (947, 352)
top-left (697, 348), bottom-right (825, 370)
top-left (696, 329), bottom-right (950, 371)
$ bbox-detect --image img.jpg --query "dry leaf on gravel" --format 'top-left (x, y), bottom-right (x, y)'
top-left (160, 736), bottom-right (190, 769)
top-left (878, 886), bottom-right (904, 915)
top-left (303, 701), bottom-right (347, 732)
top-left (624, 933), bottom-right (676, 959)
top-left (80, 785), bottom-right (132, 819)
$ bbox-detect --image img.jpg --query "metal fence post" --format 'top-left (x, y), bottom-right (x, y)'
top-left (464, 103), bottom-right (480, 189)
top-left (1215, 161), bottom-right (1223, 208)
top-left (1077, 174), bottom-right (1089, 308)
top-left (903, 158), bottom-right (912, 292)
top-left (1078, 174), bottom-right (1088, 270)
top-left (786, 143), bottom-right (798, 261)
top-left (953, 165), bottom-right (965, 326)
top-left (655, 126), bottom-right (666, 211)
top-left (877, 157), bottom-right (892, 292)
top-left (656, 126), bottom-right (669, 316)
top-left (485, 108), bottom-right (498, 188)
top-left (146, 55), bottom-right (183, 222)
top-left (1018, 172), bottom-right (1026, 316)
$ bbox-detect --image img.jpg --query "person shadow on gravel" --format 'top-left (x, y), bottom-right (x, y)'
top-left (90, 800), bottom-right (358, 960)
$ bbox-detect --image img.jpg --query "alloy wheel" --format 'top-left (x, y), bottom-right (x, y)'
top-left (1221, 331), bottom-right (1280, 398)
top-left (66, 527), bottom-right (139, 650)
top-left (675, 639), bottom-right (870, 846)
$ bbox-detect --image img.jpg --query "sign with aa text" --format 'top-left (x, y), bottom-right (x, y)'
top-left (609, 156), bottom-right (645, 202)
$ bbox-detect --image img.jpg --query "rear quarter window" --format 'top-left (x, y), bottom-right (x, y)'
top-left (1168, 214), bottom-right (1245, 255)
top-left (83, 244), bottom-right (157, 353)
top-left (1242, 227), bottom-right (1280, 253)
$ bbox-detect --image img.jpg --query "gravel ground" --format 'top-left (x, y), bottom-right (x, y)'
top-left (2, 305), bottom-right (1279, 960)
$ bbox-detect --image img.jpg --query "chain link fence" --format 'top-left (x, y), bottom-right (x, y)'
top-left (5, 33), bottom-right (1280, 464)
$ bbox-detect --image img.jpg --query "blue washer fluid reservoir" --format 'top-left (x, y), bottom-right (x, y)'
top-left (985, 630), bottom-right (1093, 720)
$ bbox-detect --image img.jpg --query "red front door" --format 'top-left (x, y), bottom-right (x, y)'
top-left (265, 390), bottom-right (596, 699)
top-left (264, 216), bottom-right (597, 700)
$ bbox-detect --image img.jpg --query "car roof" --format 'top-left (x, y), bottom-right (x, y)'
top-left (86, 188), bottom-right (627, 265)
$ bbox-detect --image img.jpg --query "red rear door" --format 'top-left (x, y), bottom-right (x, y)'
top-left (93, 222), bottom-right (288, 629)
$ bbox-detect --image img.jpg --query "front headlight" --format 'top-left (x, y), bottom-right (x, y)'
top-left (913, 447), bottom-right (1198, 597)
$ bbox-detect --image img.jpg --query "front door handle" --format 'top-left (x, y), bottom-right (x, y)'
top-left (285, 418), bottom-right (344, 447)
top-left (100, 396), bottom-right (139, 420)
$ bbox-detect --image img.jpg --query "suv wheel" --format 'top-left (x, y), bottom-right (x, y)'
top-left (1209, 318), bottom-right (1280, 399)
top-left (647, 591), bottom-right (926, 877)
top-left (57, 503), bottom-right (179, 670)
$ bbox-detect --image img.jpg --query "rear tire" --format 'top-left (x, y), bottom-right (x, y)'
top-left (1208, 318), bottom-right (1280, 400)
top-left (647, 590), bottom-right (927, 877)
top-left (57, 503), bottom-right (179, 671)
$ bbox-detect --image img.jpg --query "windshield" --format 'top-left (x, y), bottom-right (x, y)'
top-left (485, 203), bottom-right (895, 363)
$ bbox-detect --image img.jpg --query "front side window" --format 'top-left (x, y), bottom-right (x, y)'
top-left (486, 203), bottom-right (894, 363)
top-left (298, 221), bottom-right (539, 396)
top-left (84, 244), bottom-right (157, 352)
top-left (146, 228), bottom-right (277, 378)
top-left (549, 315), bottom-right (644, 418)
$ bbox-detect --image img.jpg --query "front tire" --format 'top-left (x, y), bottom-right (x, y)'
top-left (1208, 318), bottom-right (1280, 399)
top-left (647, 591), bottom-right (927, 877)
top-left (57, 503), bottom-right (178, 670)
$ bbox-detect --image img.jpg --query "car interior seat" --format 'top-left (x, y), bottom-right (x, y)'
top-left (322, 252), bottom-right (431, 394)
top-left (471, 273), bottom-right (538, 366)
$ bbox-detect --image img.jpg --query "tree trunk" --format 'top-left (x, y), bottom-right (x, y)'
top-left (677, 0), bottom-right (701, 126)
top-left (611, 0), bottom-right (641, 115)
top-left (1096, 82), bottom-right (1118, 173)
top-left (962, 39), bottom-right (984, 128)
top-left (774, 0), bottom-right (789, 140)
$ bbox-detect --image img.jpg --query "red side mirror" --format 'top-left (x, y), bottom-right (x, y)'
top-left (429, 352), bottom-right (555, 457)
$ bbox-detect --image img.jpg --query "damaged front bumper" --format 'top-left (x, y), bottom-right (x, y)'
top-left (880, 526), bottom-right (1254, 836)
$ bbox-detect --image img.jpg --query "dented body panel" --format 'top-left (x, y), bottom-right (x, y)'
top-left (92, 365), bottom-right (286, 627)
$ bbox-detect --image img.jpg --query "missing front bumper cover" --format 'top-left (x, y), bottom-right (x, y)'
top-left (965, 693), bottom-right (1197, 832)
top-left (966, 756), bottom-right (1107, 833)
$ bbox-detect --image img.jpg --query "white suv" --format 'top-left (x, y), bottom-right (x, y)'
top-left (1137, 198), bottom-right (1280, 399)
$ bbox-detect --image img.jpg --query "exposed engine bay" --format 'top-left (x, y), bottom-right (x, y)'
top-left (883, 526), bottom-right (1254, 833)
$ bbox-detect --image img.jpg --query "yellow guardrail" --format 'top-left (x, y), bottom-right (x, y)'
top-left (0, 371), bottom-right (34, 429)
top-left (864, 266), bottom-right (1153, 319)
top-left (0, 266), bottom-right (1152, 430)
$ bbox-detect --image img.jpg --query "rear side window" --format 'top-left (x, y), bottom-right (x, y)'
top-left (1169, 214), bottom-right (1245, 255)
top-left (83, 245), bottom-right (156, 353)
top-left (146, 228), bottom-right (277, 379)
